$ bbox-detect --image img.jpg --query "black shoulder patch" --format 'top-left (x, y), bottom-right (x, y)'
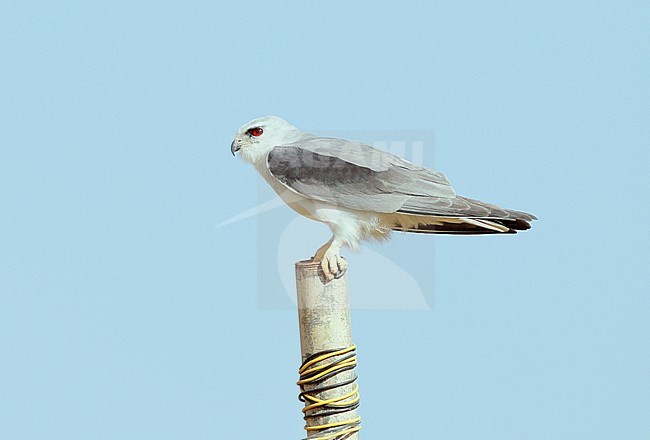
top-left (268, 146), bottom-right (376, 187)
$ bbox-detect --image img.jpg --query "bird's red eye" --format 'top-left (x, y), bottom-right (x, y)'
top-left (248, 127), bottom-right (263, 137)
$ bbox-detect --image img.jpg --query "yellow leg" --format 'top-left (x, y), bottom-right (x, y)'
top-left (312, 237), bottom-right (334, 262)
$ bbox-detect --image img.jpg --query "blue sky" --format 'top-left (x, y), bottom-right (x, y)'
top-left (1, 1), bottom-right (649, 439)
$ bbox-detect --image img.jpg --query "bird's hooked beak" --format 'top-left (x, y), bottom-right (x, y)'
top-left (231, 139), bottom-right (241, 156)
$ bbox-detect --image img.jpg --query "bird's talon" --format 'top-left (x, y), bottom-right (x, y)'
top-left (335, 263), bottom-right (347, 279)
top-left (317, 252), bottom-right (346, 281)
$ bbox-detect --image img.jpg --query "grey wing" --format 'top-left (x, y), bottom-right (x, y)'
top-left (266, 137), bottom-right (535, 221)
top-left (267, 137), bottom-right (455, 213)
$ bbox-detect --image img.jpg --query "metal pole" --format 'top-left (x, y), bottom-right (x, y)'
top-left (295, 259), bottom-right (360, 439)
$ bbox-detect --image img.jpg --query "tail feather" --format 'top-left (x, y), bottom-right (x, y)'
top-left (391, 216), bottom-right (533, 235)
top-left (462, 218), bottom-right (510, 233)
top-left (392, 196), bottom-right (536, 235)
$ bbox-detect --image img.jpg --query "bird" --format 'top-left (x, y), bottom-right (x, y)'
top-left (230, 116), bottom-right (536, 281)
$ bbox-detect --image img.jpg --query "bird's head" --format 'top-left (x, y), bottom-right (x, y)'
top-left (231, 115), bottom-right (303, 164)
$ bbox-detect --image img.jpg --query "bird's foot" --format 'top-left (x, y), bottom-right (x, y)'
top-left (312, 247), bottom-right (347, 282)
top-left (311, 238), bottom-right (347, 282)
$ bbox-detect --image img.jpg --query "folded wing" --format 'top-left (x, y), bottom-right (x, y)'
top-left (267, 137), bottom-right (535, 233)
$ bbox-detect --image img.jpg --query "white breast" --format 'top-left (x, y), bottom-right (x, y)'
top-left (254, 160), bottom-right (318, 221)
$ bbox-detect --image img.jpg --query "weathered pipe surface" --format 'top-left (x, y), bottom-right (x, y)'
top-left (296, 259), bottom-right (360, 439)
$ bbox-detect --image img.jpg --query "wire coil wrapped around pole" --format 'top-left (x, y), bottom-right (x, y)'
top-left (295, 260), bottom-right (360, 439)
top-left (298, 345), bottom-right (361, 438)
